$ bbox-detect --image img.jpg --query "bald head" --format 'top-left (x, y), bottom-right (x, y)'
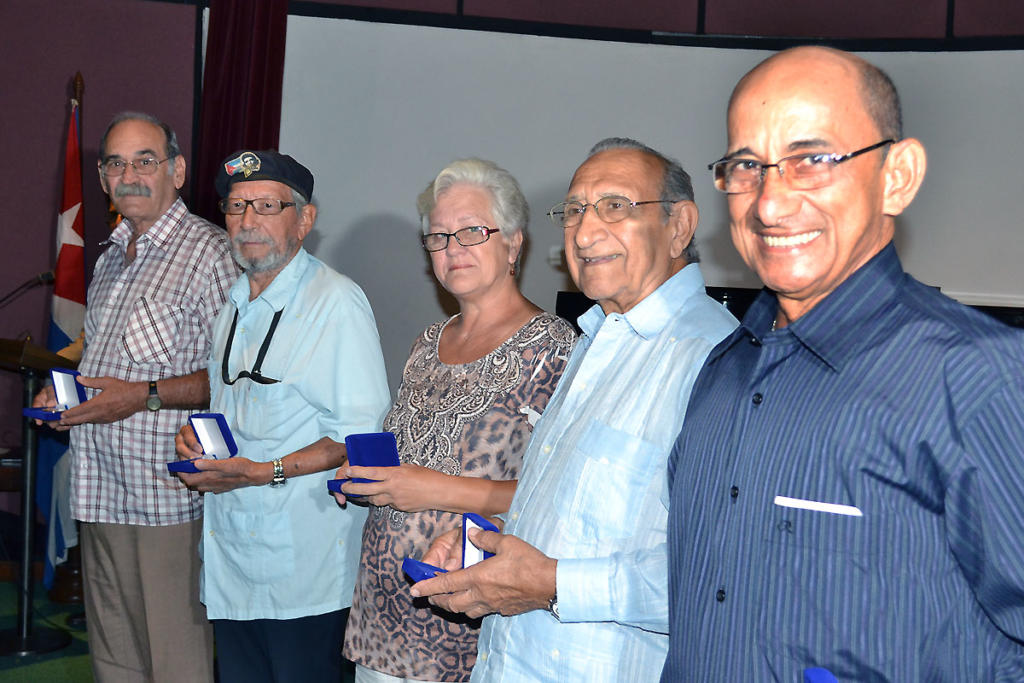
top-left (721, 45), bottom-right (927, 324)
top-left (731, 46), bottom-right (902, 142)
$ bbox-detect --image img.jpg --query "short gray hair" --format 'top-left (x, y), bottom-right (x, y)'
top-left (857, 59), bottom-right (902, 142)
top-left (417, 158), bottom-right (529, 238)
top-left (99, 111), bottom-right (182, 177)
top-left (290, 188), bottom-right (309, 213)
top-left (586, 137), bottom-right (699, 263)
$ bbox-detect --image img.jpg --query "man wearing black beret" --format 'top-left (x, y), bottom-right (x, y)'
top-left (174, 150), bottom-right (391, 681)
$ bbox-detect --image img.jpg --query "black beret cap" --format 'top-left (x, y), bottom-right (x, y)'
top-left (216, 150), bottom-right (314, 201)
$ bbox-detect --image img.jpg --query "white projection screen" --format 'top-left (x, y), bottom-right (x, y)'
top-left (279, 15), bottom-right (1024, 390)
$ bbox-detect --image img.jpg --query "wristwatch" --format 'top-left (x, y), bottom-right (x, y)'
top-left (269, 458), bottom-right (286, 487)
top-left (547, 592), bottom-right (560, 621)
top-left (145, 381), bottom-right (162, 411)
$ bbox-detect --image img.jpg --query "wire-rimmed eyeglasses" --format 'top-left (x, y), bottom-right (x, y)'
top-left (547, 196), bottom-right (674, 229)
top-left (708, 139), bottom-right (895, 194)
top-left (421, 226), bottom-right (502, 252)
top-left (99, 157), bottom-right (170, 177)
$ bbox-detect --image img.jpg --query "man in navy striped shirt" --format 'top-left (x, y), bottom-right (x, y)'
top-left (664, 46), bottom-right (1024, 681)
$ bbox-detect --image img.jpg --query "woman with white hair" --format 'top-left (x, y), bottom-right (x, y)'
top-left (338, 158), bottom-right (576, 683)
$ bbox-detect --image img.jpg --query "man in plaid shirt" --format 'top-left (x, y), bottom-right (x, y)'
top-left (34, 111), bottom-right (238, 682)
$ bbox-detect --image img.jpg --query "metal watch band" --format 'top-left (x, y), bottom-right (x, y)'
top-left (269, 458), bottom-right (286, 487)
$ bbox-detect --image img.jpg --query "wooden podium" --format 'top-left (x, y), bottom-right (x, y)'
top-left (0, 338), bottom-right (74, 655)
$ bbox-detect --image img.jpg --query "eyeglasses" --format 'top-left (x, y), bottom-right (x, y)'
top-left (219, 197), bottom-right (297, 216)
top-left (421, 226), bottom-right (501, 252)
top-left (708, 139), bottom-right (895, 194)
top-left (99, 157), bottom-right (170, 177)
top-left (221, 308), bottom-right (282, 386)
top-left (547, 196), bottom-right (674, 229)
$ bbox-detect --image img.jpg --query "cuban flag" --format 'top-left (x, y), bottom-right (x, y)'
top-left (224, 155), bottom-right (246, 176)
top-left (49, 98), bottom-right (86, 348)
top-left (37, 93), bottom-right (87, 588)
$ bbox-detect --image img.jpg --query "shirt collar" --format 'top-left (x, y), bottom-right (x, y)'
top-left (578, 263), bottom-right (708, 340)
top-left (103, 197), bottom-right (189, 253)
top-left (229, 246), bottom-right (310, 312)
top-left (723, 242), bottom-right (906, 371)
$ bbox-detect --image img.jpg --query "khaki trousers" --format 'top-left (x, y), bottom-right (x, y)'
top-left (80, 519), bottom-right (213, 683)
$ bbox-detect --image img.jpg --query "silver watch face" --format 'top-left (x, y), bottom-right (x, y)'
top-left (146, 395), bottom-right (162, 411)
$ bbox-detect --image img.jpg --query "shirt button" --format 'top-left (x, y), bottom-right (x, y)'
top-left (730, 486), bottom-right (739, 499)
top-left (543, 445), bottom-right (552, 455)
top-left (716, 588), bottom-right (726, 602)
top-left (510, 512), bottom-right (519, 521)
top-left (209, 530), bottom-right (215, 537)
top-left (479, 652), bottom-right (488, 662)
top-left (551, 649), bottom-right (560, 659)
top-left (752, 392), bottom-right (763, 405)
top-left (750, 336), bottom-right (761, 346)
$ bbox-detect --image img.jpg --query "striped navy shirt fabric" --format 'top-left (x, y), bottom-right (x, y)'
top-left (664, 244), bottom-right (1024, 682)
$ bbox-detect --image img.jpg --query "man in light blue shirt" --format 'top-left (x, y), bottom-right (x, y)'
top-left (174, 150), bottom-right (390, 682)
top-left (413, 138), bottom-right (738, 681)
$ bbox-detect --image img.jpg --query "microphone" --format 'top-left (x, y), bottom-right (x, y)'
top-left (0, 269), bottom-right (57, 309)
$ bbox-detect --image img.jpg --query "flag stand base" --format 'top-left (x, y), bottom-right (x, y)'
top-left (0, 626), bottom-right (71, 657)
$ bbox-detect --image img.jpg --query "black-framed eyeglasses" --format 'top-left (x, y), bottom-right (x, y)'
top-left (221, 308), bottom-right (283, 386)
top-left (99, 157), bottom-right (170, 177)
top-left (547, 196), bottom-right (675, 229)
top-left (421, 226), bottom-right (502, 252)
top-left (708, 139), bottom-right (896, 194)
top-left (219, 197), bottom-right (297, 216)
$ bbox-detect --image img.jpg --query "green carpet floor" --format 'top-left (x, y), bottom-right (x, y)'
top-left (0, 581), bottom-right (91, 682)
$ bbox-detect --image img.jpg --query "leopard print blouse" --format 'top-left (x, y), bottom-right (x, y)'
top-left (343, 312), bottom-right (576, 681)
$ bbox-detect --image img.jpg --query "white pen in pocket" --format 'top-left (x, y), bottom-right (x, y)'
top-left (773, 495), bottom-right (863, 517)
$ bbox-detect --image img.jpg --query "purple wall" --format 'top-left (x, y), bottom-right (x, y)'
top-left (0, 0), bottom-right (197, 447)
top-left (306, 0), bottom-right (1024, 38)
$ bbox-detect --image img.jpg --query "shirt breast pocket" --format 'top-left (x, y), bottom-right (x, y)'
top-left (758, 505), bottom-right (904, 673)
top-left (763, 501), bottom-right (881, 556)
top-left (567, 420), bottom-right (661, 542)
top-left (121, 297), bottom-right (185, 367)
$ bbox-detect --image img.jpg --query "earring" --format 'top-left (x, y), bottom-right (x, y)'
top-left (509, 263), bottom-right (516, 276)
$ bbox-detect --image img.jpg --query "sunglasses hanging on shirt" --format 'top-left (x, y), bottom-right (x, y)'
top-left (221, 308), bottom-right (284, 385)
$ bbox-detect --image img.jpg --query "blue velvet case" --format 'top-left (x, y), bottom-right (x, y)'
top-left (167, 412), bottom-right (237, 473)
top-left (22, 368), bottom-right (86, 421)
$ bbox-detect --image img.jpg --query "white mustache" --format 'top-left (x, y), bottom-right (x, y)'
top-left (232, 232), bottom-right (275, 249)
top-left (114, 183), bottom-right (151, 198)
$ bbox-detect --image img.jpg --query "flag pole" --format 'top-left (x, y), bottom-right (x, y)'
top-left (0, 76), bottom-right (83, 657)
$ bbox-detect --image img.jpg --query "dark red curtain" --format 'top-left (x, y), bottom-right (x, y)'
top-left (193, 0), bottom-right (288, 223)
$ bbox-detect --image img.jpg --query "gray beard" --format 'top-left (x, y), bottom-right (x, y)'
top-left (231, 235), bottom-right (297, 274)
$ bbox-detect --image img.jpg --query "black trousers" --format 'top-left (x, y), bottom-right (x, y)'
top-left (213, 608), bottom-right (349, 683)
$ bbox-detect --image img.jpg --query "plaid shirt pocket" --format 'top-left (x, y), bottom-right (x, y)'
top-left (121, 297), bottom-right (185, 367)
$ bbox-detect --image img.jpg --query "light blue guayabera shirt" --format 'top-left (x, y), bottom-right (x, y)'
top-left (471, 264), bottom-right (738, 682)
top-left (201, 248), bottom-right (390, 620)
